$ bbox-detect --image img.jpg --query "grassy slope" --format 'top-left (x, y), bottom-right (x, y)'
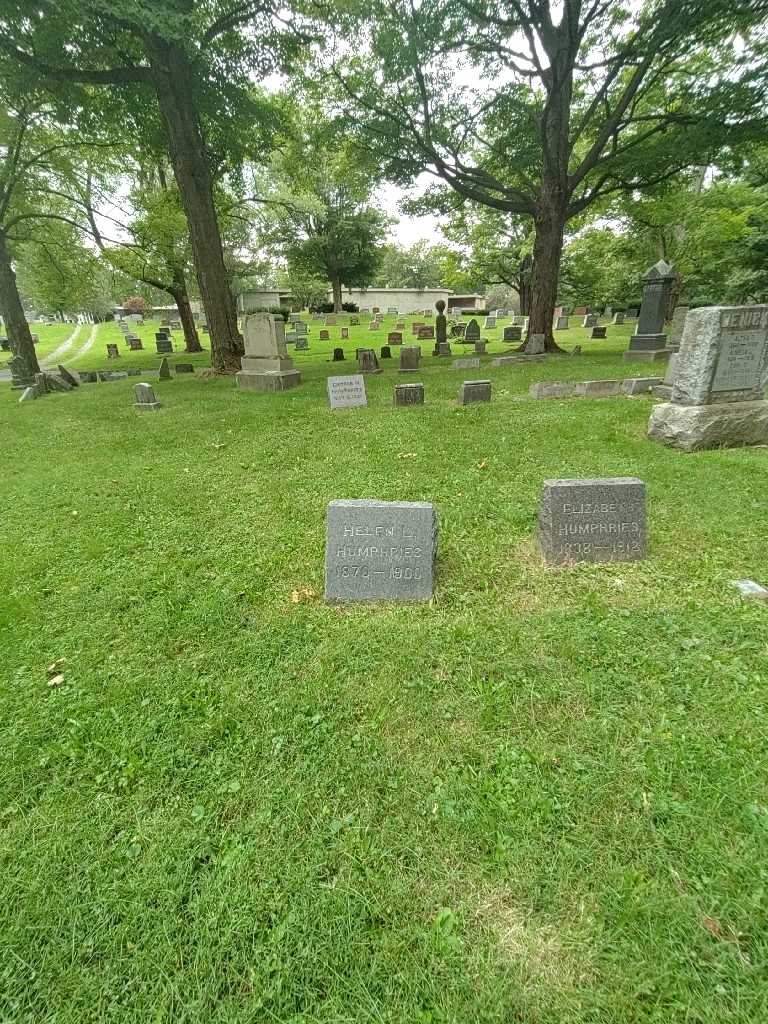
top-left (1, 314), bottom-right (767, 1023)
top-left (0, 323), bottom-right (81, 369)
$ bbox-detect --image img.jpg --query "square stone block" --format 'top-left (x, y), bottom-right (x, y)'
top-left (327, 374), bottom-right (367, 409)
top-left (458, 380), bottom-right (491, 405)
top-left (236, 369), bottom-right (301, 392)
top-left (325, 499), bottom-right (437, 602)
top-left (539, 478), bottom-right (647, 564)
top-left (394, 382), bottom-right (424, 406)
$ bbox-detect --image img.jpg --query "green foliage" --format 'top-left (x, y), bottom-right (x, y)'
top-left (374, 241), bottom-right (464, 290)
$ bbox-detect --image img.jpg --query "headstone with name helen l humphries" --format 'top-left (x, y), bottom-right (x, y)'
top-left (399, 346), bottom-right (421, 372)
top-left (539, 478), bottom-right (646, 564)
top-left (458, 379), bottom-right (491, 405)
top-left (358, 348), bottom-right (381, 374)
top-left (324, 499), bottom-right (437, 603)
top-left (236, 313), bottom-right (301, 392)
top-left (327, 374), bottom-right (367, 409)
top-left (647, 305), bottom-right (768, 450)
top-left (134, 382), bottom-right (162, 412)
top-left (394, 382), bottom-right (425, 406)
top-left (624, 260), bottom-right (675, 361)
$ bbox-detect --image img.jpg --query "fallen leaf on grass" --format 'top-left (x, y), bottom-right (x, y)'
top-left (46, 658), bottom-right (66, 676)
top-left (291, 586), bottom-right (317, 604)
top-left (212, 443), bottom-right (226, 450)
top-left (703, 916), bottom-right (722, 937)
top-left (397, 452), bottom-right (417, 459)
top-left (47, 674), bottom-right (65, 688)
top-left (477, 459), bottom-right (488, 470)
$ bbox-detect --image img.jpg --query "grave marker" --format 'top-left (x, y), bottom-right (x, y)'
top-left (236, 313), bottom-right (301, 392)
top-left (134, 382), bottom-right (162, 412)
top-left (458, 380), bottom-right (491, 405)
top-left (325, 499), bottom-right (437, 602)
top-left (394, 382), bottom-right (425, 406)
top-left (327, 374), bottom-right (367, 409)
top-left (358, 348), bottom-right (381, 374)
top-left (399, 346), bottom-right (421, 372)
top-left (539, 478), bottom-right (646, 564)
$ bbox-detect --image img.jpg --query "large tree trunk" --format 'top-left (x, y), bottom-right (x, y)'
top-left (0, 232), bottom-right (40, 383)
top-left (517, 255), bottom-right (533, 316)
top-left (147, 40), bottom-right (242, 373)
top-left (526, 195), bottom-right (567, 352)
top-left (331, 275), bottom-right (343, 313)
top-left (170, 270), bottom-right (203, 353)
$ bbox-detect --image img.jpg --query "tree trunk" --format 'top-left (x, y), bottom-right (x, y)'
top-left (170, 271), bottom-right (203, 353)
top-left (0, 232), bottom-right (40, 383)
top-left (331, 275), bottom-right (342, 313)
top-left (526, 198), bottom-right (567, 352)
top-left (147, 40), bottom-right (242, 373)
top-left (517, 255), bottom-right (533, 316)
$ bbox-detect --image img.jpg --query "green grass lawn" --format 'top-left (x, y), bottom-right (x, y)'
top-left (2, 314), bottom-right (767, 1023)
top-left (0, 322), bottom-right (82, 369)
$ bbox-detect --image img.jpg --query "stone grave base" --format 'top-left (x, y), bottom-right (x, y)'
top-left (135, 401), bottom-right (162, 412)
top-left (236, 369), bottom-right (301, 392)
top-left (647, 400), bottom-right (768, 452)
top-left (623, 349), bottom-right (670, 363)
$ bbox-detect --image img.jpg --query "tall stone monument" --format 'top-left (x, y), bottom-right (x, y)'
top-left (236, 313), bottom-right (301, 392)
top-left (647, 305), bottom-right (768, 451)
top-left (624, 260), bottom-right (676, 362)
top-left (435, 299), bottom-right (447, 349)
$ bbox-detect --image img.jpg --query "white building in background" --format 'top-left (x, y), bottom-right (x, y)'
top-left (237, 287), bottom-right (487, 314)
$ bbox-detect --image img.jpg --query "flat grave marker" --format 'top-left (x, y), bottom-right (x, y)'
top-left (539, 477), bottom-right (646, 564)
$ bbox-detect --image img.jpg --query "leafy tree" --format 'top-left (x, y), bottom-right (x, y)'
top-left (375, 242), bottom-right (445, 289)
top-left (123, 295), bottom-right (148, 316)
top-left (330, 0), bottom-right (768, 349)
top-left (281, 270), bottom-right (328, 310)
top-left (256, 103), bottom-right (390, 311)
top-left (0, 0), bottom-right (304, 371)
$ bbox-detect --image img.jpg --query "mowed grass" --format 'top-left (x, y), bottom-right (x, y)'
top-left (1, 314), bottom-right (767, 1023)
top-left (0, 322), bottom-right (81, 369)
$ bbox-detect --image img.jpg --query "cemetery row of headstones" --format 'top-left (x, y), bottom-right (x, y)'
top-left (324, 478), bottom-right (646, 602)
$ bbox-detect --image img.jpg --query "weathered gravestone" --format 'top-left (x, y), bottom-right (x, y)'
top-left (465, 318), bottom-right (480, 343)
top-left (458, 379), bottom-right (491, 405)
top-left (236, 313), bottom-right (301, 392)
top-left (327, 374), bottom-right (367, 409)
top-left (156, 335), bottom-right (173, 354)
top-left (350, 316), bottom-right (359, 326)
top-left (591, 326), bottom-right (607, 339)
top-left (295, 337), bottom-right (309, 351)
top-left (625, 260), bottom-right (675, 361)
top-left (475, 340), bottom-right (487, 355)
top-left (418, 326), bottom-right (434, 340)
top-left (380, 346), bottom-right (392, 360)
top-left (128, 337), bottom-right (144, 350)
top-left (399, 346), bottom-right (421, 372)
top-left (134, 382), bottom-right (162, 412)
top-left (106, 344), bottom-right (120, 359)
top-left (503, 326), bottom-right (522, 343)
top-left (332, 347), bottom-right (345, 362)
top-left (452, 322), bottom-right (467, 339)
top-left (530, 382), bottom-right (576, 399)
top-left (175, 363), bottom-right (194, 374)
top-left (554, 316), bottom-right (569, 330)
top-left (388, 331), bottom-right (403, 345)
top-left (539, 478), bottom-right (647, 564)
top-left (295, 321), bottom-right (308, 335)
top-left (668, 305), bottom-right (689, 351)
top-left (647, 305), bottom-right (768, 451)
top-left (483, 316), bottom-right (496, 329)
top-left (612, 311), bottom-right (625, 325)
top-left (57, 365), bottom-right (80, 387)
top-left (358, 348), bottom-right (381, 374)
top-left (435, 300), bottom-right (447, 349)
top-left (18, 385), bottom-right (39, 403)
top-left (582, 314), bottom-right (598, 328)
top-left (326, 315), bottom-right (337, 326)
top-left (453, 357), bottom-right (480, 369)
top-left (319, 330), bottom-right (330, 341)
top-left (437, 342), bottom-right (452, 357)
top-left (527, 334), bottom-right (546, 355)
top-left (159, 357), bottom-right (171, 379)
top-left (325, 499), bottom-right (437, 602)
top-left (341, 328), bottom-right (349, 339)
top-left (394, 382), bottom-right (425, 406)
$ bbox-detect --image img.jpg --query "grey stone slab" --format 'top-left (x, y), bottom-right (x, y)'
top-left (399, 346), bottom-right (421, 372)
top-left (673, 306), bottom-right (768, 405)
top-left (358, 348), bottom-right (381, 374)
top-left (529, 382), bottom-right (576, 399)
top-left (394, 382), bottom-right (424, 406)
top-left (236, 369), bottom-right (301, 392)
top-left (647, 399), bottom-right (768, 451)
top-left (134, 382), bottom-right (161, 411)
top-left (612, 312), bottom-right (625, 325)
top-left (294, 337), bottom-right (309, 351)
top-left (490, 354), bottom-right (546, 366)
top-left (325, 499), bottom-right (437, 602)
top-left (663, 352), bottom-right (678, 386)
top-left (458, 380), bottom-right (491, 405)
top-left (175, 363), bottom-right (194, 374)
top-left (327, 374), bottom-right (367, 409)
top-left (58, 364), bottom-right (79, 387)
top-left (453, 357), bottom-right (480, 369)
top-left (622, 377), bottom-right (663, 396)
top-left (43, 372), bottom-right (72, 392)
top-left (159, 357), bottom-right (171, 380)
top-left (554, 316), bottom-right (569, 330)
top-left (539, 477), bottom-right (646, 565)
top-left (527, 334), bottom-right (546, 354)
top-left (574, 380), bottom-right (624, 397)
top-left (18, 385), bottom-right (39, 403)
top-left (730, 579), bottom-right (768, 602)
top-left (475, 341), bottom-right (487, 355)
top-left (650, 384), bottom-right (673, 400)
top-left (668, 305), bottom-right (689, 350)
